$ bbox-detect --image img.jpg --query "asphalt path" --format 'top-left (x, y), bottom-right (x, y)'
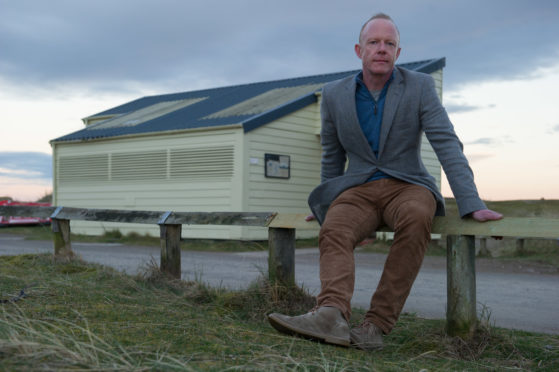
top-left (1, 234), bottom-right (558, 335)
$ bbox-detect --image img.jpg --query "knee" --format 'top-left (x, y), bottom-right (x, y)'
top-left (402, 199), bottom-right (434, 220)
top-left (319, 224), bottom-right (359, 252)
top-left (394, 199), bottom-right (435, 232)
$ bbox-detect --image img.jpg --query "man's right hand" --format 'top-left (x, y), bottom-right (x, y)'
top-left (471, 209), bottom-right (504, 240)
top-left (305, 214), bottom-right (316, 221)
top-left (471, 209), bottom-right (503, 222)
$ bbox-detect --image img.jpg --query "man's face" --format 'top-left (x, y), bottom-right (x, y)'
top-left (355, 19), bottom-right (401, 78)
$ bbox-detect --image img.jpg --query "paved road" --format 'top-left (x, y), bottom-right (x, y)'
top-left (1, 234), bottom-right (558, 335)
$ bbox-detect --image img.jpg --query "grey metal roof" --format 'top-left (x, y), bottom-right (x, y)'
top-left (51, 57), bottom-right (445, 143)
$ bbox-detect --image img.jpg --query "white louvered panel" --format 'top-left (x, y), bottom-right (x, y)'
top-left (170, 146), bottom-right (234, 179)
top-left (58, 154), bottom-right (109, 183)
top-left (111, 151), bottom-right (167, 180)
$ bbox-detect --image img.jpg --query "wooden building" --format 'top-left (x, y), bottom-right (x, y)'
top-left (50, 58), bottom-right (446, 240)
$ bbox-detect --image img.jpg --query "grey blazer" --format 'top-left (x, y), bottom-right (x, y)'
top-left (308, 67), bottom-right (486, 225)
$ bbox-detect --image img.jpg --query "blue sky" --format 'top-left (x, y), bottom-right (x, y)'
top-left (1, 0), bottom-right (559, 201)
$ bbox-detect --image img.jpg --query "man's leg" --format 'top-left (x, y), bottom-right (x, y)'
top-left (364, 181), bottom-right (436, 334)
top-left (317, 183), bottom-right (383, 320)
top-left (268, 182), bottom-right (382, 346)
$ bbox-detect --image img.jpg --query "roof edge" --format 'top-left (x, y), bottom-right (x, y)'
top-left (50, 123), bottom-right (244, 145)
top-left (413, 57), bottom-right (446, 74)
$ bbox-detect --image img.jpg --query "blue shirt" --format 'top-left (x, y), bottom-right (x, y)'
top-left (355, 71), bottom-right (394, 181)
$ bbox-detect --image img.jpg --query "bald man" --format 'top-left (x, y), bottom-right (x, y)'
top-left (268, 13), bottom-right (502, 350)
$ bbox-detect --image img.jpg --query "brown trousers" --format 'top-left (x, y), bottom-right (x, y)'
top-left (317, 178), bottom-right (436, 334)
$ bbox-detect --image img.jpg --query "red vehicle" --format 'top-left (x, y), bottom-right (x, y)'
top-left (0, 200), bottom-right (51, 226)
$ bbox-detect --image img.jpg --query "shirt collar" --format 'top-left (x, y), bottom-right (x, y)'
top-left (355, 70), bottom-right (395, 91)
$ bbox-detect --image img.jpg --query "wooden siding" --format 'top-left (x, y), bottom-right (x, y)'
top-left (422, 69), bottom-right (444, 188)
top-left (431, 69), bottom-right (444, 101)
top-left (244, 103), bottom-right (321, 239)
top-left (53, 129), bottom-right (245, 239)
top-left (243, 69), bottom-right (443, 240)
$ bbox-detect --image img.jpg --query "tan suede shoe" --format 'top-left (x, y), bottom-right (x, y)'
top-left (268, 306), bottom-right (350, 346)
top-left (350, 321), bottom-right (383, 350)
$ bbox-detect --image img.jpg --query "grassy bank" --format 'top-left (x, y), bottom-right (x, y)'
top-left (1, 254), bottom-right (558, 371)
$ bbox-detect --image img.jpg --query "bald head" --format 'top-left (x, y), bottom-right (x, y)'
top-left (354, 12), bottom-right (401, 89)
top-left (359, 13), bottom-right (400, 45)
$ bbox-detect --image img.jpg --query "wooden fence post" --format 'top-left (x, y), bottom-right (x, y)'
top-left (446, 234), bottom-right (477, 338)
top-left (478, 237), bottom-right (489, 257)
top-left (52, 218), bottom-right (73, 259)
top-left (159, 224), bottom-right (182, 278)
top-left (268, 227), bottom-right (296, 286)
top-left (516, 238), bottom-right (525, 255)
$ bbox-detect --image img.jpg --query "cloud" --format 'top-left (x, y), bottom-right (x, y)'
top-left (465, 138), bottom-right (497, 146)
top-left (464, 135), bottom-right (514, 146)
top-left (465, 153), bottom-right (495, 163)
top-left (1, 0), bottom-right (559, 94)
top-left (549, 124), bottom-right (559, 134)
top-left (445, 103), bottom-right (496, 114)
top-left (445, 104), bottom-right (484, 114)
top-left (0, 152), bottom-right (52, 180)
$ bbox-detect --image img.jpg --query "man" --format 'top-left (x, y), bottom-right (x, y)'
top-left (267, 13), bottom-right (503, 350)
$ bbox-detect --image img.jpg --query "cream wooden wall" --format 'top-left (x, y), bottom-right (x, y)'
top-left (419, 69), bottom-right (445, 189)
top-left (53, 128), bottom-right (246, 239)
top-left (243, 101), bottom-right (322, 239)
top-left (52, 68), bottom-right (444, 241)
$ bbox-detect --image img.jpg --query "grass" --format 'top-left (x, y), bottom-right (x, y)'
top-left (1, 254), bottom-right (558, 371)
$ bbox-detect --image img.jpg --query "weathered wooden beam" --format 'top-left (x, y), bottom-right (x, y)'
top-left (4, 206), bottom-right (559, 239)
top-left (51, 219), bottom-right (73, 259)
top-left (516, 238), bottom-right (525, 255)
top-left (268, 227), bottom-right (296, 286)
top-left (478, 237), bottom-right (489, 257)
top-left (164, 211), bottom-right (275, 226)
top-left (267, 214), bottom-right (559, 239)
top-left (267, 213), bottom-right (318, 230)
top-left (0, 206), bottom-right (275, 227)
top-left (446, 235), bottom-right (477, 338)
top-left (159, 224), bottom-right (182, 278)
top-left (431, 216), bottom-right (559, 239)
top-left (0, 205), bottom-right (55, 219)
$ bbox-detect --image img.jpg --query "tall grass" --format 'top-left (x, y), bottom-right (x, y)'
top-left (1, 254), bottom-right (558, 371)
top-left (0, 307), bottom-right (195, 371)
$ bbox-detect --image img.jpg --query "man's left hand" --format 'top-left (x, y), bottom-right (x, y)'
top-left (471, 209), bottom-right (503, 222)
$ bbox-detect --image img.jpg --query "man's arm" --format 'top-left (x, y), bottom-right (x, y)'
top-left (319, 90), bottom-right (346, 183)
top-left (419, 75), bottom-right (490, 217)
top-left (306, 89), bottom-right (347, 222)
top-left (418, 77), bottom-right (503, 222)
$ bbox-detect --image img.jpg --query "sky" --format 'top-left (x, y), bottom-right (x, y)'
top-left (1, 0), bottom-right (559, 202)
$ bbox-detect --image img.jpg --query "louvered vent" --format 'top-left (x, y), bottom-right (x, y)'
top-left (112, 150), bottom-right (167, 180)
top-left (170, 146), bottom-right (234, 179)
top-left (58, 154), bottom-right (109, 183)
top-left (57, 146), bottom-right (235, 185)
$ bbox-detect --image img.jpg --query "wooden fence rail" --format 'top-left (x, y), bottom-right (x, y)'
top-left (1, 205), bottom-right (558, 339)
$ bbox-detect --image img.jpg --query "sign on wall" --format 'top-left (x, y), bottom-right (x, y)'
top-left (265, 153), bottom-right (290, 179)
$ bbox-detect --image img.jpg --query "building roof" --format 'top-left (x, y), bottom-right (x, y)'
top-left (51, 57), bottom-right (445, 143)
